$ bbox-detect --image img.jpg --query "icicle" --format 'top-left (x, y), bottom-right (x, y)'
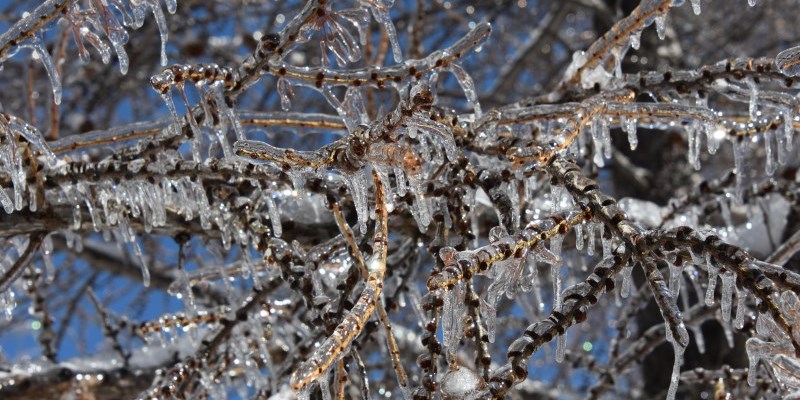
top-left (393, 167), bottom-right (407, 196)
top-left (575, 224), bottom-right (584, 250)
top-left (707, 125), bottom-right (723, 154)
top-left (550, 185), bottom-right (561, 213)
top-left (655, 14), bottom-right (667, 40)
top-left (747, 78), bottom-right (759, 121)
top-left (411, 116), bottom-right (459, 161)
top-left (746, 338), bottom-right (767, 386)
top-left (442, 283), bottom-right (465, 359)
top-left (590, 117), bottom-right (610, 166)
top-left (150, 2), bottom-right (170, 66)
top-left (732, 140), bottom-right (746, 204)
top-left (160, 90), bottom-right (180, 128)
top-left (668, 263), bottom-right (682, 299)
top-left (319, 373), bottom-right (332, 400)
top-left (264, 193), bottom-right (282, 238)
top-left (764, 129), bottom-right (776, 175)
top-left (721, 317), bottom-right (734, 348)
top-left (410, 185), bottom-right (431, 232)
top-left (705, 255), bottom-right (719, 306)
top-left (10, 117), bottom-right (56, 166)
top-left (551, 235), bottom-right (563, 313)
top-left (720, 270), bottom-right (735, 322)
top-left (371, 6), bottom-right (402, 63)
top-left (600, 226), bottom-right (612, 259)
top-left (165, 0), bottom-right (178, 14)
top-left (611, 47), bottom-right (623, 78)
top-left (590, 118), bottom-right (604, 167)
top-left (600, 117), bottom-right (611, 160)
top-left (29, 36), bottom-right (61, 105)
top-left (691, 324), bottom-right (706, 354)
top-left (480, 296), bottom-right (498, 344)
top-left (686, 128), bottom-right (699, 170)
top-left (622, 116), bottom-right (638, 150)
top-left (296, 385), bottom-right (311, 400)
top-left (346, 171), bottom-right (370, 234)
top-left (0, 188), bottom-right (13, 213)
top-left (84, 30), bottom-right (112, 64)
top-left (719, 197), bottom-right (734, 231)
top-left (527, 256), bottom-right (544, 313)
top-left (41, 234), bottom-right (55, 280)
top-left (0, 290), bottom-right (15, 321)
top-left (690, 0), bottom-right (701, 14)
top-left (277, 78), bottom-right (293, 111)
top-left (734, 287), bottom-right (746, 329)
top-left (784, 109), bottom-right (794, 151)
top-left (587, 223), bottom-right (596, 256)
top-left (132, 237), bottom-right (150, 287)
top-left (692, 124), bottom-right (704, 170)
top-left (448, 63), bottom-right (481, 118)
top-left (208, 82), bottom-right (245, 141)
top-left (555, 333), bottom-right (567, 363)
top-left (630, 29), bottom-right (642, 50)
top-left (621, 265), bottom-right (634, 298)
